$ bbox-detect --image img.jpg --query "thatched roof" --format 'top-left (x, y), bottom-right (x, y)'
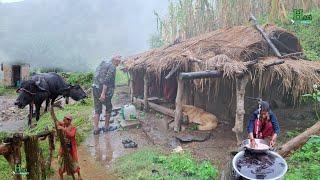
top-left (125, 24), bottom-right (320, 102)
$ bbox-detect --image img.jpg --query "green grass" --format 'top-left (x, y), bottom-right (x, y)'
top-left (0, 85), bottom-right (16, 96)
top-left (285, 135), bottom-right (320, 180)
top-left (112, 148), bottom-right (218, 180)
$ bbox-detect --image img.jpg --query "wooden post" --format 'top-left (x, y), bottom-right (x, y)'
top-left (232, 75), bottom-right (249, 145)
top-left (174, 78), bottom-right (184, 132)
top-left (12, 133), bottom-right (22, 180)
top-left (24, 136), bottom-right (40, 180)
top-left (129, 72), bottom-right (134, 102)
top-left (143, 73), bottom-right (149, 112)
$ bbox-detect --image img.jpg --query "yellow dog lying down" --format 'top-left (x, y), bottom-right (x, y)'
top-left (182, 105), bottom-right (218, 131)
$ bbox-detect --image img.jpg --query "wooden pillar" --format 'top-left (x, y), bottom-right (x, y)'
top-left (143, 73), bottom-right (149, 111)
top-left (129, 72), bottom-right (134, 102)
top-left (24, 136), bottom-right (40, 180)
top-left (232, 75), bottom-right (249, 145)
top-left (174, 78), bottom-right (184, 132)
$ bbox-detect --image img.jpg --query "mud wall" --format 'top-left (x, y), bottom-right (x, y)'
top-left (2, 64), bottom-right (12, 87)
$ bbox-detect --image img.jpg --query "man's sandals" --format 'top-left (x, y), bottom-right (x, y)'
top-left (121, 138), bottom-right (138, 148)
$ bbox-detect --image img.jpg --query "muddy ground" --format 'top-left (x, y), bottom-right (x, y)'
top-left (0, 94), bottom-right (28, 132)
top-left (1, 86), bottom-right (317, 179)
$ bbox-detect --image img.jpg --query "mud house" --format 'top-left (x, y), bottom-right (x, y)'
top-left (125, 24), bottom-right (320, 142)
top-left (1, 63), bottom-right (30, 87)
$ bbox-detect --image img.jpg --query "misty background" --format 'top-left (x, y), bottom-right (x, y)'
top-left (0, 0), bottom-right (168, 71)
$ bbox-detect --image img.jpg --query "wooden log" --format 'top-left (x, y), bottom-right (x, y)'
top-left (264, 60), bottom-right (285, 68)
top-left (249, 14), bottom-right (282, 57)
top-left (24, 136), bottom-right (40, 180)
top-left (179, 71), bottom-right (223, 80)
top-left (278, 121), bottom-right (320, 157)
top-left (134, 98), bottom-right (175, 117)
top-left (165, 63), bottom-right (181, 79)
top-left (281, 52), bottom-right (303, 58)
top-left (232, 75), bottom-right (249, 145)
top-left (12, 133), bottom-right (22, 180)
top-left (144, 73), bottom-right (150, 112)
top-left (174, 79), bottom-right (184, 132)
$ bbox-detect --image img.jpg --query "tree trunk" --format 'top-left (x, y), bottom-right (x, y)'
top-left (144, 73), bottom-right (149, 112)
top-left (24, 136), bottom-right (40, 180)
top-left (232, 75), bottom-right (249, 145)
top-left (174, 78), bottom-right (184, 132)
top-left (278, 121), bottom-right (320, 157)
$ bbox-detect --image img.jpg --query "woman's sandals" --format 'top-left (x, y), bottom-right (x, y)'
top-left (121, 138), bottom-right (138, 148)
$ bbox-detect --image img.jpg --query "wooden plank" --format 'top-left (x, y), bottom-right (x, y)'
top-left (120, 120), bottom-right (141, 129)
top-left (134, 98), bottom-right (175, 117)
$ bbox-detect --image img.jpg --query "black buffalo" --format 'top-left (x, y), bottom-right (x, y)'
top-left (14, 72), bottom-right (87, 126)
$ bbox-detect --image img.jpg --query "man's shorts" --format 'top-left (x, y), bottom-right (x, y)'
top-left (93, 87), bottom-right (114, 114)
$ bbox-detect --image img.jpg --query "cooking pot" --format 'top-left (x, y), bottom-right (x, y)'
top-left (232, 150), bottom-right (287, 180)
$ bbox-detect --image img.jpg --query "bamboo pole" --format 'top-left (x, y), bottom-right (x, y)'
top-left (232, 75), bottom-right (249, 145)
top-left (174, 78), bottom-right (184, 132)
top-left (144, 73), bottom-right (150, 112)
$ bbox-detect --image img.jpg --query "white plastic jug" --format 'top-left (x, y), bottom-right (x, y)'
top-left (120, 104), bottom-right (137, 121)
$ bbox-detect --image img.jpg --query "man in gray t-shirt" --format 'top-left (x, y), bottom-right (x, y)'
top-left (92, 56), bottom-right (121, 135)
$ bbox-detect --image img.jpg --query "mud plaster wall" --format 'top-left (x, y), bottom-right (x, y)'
top-left (3, 64), bottom-right (12, 86)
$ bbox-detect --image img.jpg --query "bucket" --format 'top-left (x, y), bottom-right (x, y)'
top-left (120, 104), bottom-right (137, 121)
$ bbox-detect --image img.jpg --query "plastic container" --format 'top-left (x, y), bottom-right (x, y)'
top-left (120, 104), bottom-right (137, 121)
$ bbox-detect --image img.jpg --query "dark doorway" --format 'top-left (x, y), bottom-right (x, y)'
top-left (12, 65), bottom-right (21, 87)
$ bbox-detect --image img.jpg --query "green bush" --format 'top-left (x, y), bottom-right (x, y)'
top-left (286, 136), bottom-right (320, 180)
top-left (61, 72), bottom-right (93, 89)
